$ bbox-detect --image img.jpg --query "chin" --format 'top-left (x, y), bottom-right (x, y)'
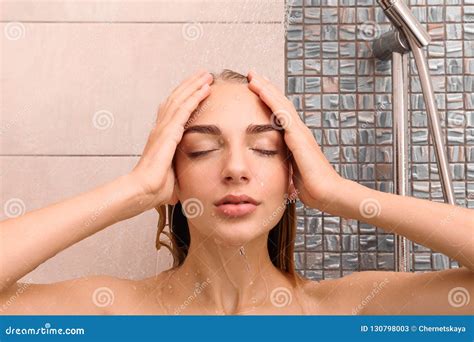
top-left (210, 221), bottom-right (267, 247)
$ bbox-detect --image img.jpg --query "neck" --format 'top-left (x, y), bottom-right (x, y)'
top-left (164, 227), bottom-right (295, 314)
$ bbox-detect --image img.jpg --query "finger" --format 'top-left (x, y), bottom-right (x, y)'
top-left (172, 83), bottom-right (211, 128)
top-left (155, 69), bottom-right (208, 123)
top-left (170, 68), bottom-right (208, 95)
top-left (248, 82), bottom-right (297, 132)
top-left (168, 72), bottom-right (213, 113)
top-left (248, 71), bottom-right (284, 98)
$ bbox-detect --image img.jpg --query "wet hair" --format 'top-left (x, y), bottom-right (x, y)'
top-left (155, 69), bottom-right (298, 278)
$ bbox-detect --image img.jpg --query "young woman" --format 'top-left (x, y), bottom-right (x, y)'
top-left (0, 69), bottom-right (472, 315)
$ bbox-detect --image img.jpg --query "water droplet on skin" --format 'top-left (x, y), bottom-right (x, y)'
top-left (239, 246), bottom-right (251, 272)
top-left (185, 272), bottom-right (189, 276)
top-left (251, 297), bottom-right (257, 303)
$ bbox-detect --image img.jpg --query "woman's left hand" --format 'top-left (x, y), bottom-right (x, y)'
top-left (247, 70), bottom-right (343, 210)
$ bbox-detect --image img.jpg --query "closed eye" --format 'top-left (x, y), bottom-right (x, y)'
top-left (187, 149), bottom-right (278, 158)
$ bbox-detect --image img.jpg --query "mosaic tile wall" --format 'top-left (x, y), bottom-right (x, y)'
top-left (285, 0), bottom-right (473, 279)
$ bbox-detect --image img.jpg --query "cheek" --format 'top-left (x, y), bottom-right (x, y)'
top-left (175, 160), bottom-right (221, 207)
top-left (254, 159), bottom-right (289, 192)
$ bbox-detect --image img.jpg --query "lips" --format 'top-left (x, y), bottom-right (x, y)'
top-left (214, 194), bottom-right (260, 218)
top-left (214, 194), bottom-right (260, 206)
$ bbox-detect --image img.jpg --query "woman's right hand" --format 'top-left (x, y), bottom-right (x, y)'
top-left (129, 69), bottom-right (213, 209)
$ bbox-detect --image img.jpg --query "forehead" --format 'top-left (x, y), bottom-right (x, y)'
top-left (187, 82), bottom-right (273, 129)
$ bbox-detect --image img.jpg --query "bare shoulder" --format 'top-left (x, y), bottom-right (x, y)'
top-left (0, 275), bottom-right (134, 315)
top-left (102, 270), bottom-right (173, 315)
top-left (321, 268), bottom-right (474, 315)
top-left (295, 272), bottom-right (381, 314)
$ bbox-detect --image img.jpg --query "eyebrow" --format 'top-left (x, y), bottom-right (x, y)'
top-left (183, 124), bottom-right (281, 136)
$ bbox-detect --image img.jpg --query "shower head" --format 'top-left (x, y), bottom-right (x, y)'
top-left (377, 0), bottom-right (431, 48)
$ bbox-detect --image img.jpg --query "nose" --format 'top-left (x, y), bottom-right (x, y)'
top-left (220, 146), bottom-right (252, 184)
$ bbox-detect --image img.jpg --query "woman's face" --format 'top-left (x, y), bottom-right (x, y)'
top-left (174, 81), bottom-right (293, 247)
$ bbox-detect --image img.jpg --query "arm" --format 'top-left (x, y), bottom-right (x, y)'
top-left (323, 178), bottom-right (473, 315)
top-left (0, 173), bottom-right (154, 293)
top-left (322, 177), bottom-right (474, 272)
top-left (0, 68), bottom-right (212, 314)
top-left (245, 70), bottom-right (473, 314)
